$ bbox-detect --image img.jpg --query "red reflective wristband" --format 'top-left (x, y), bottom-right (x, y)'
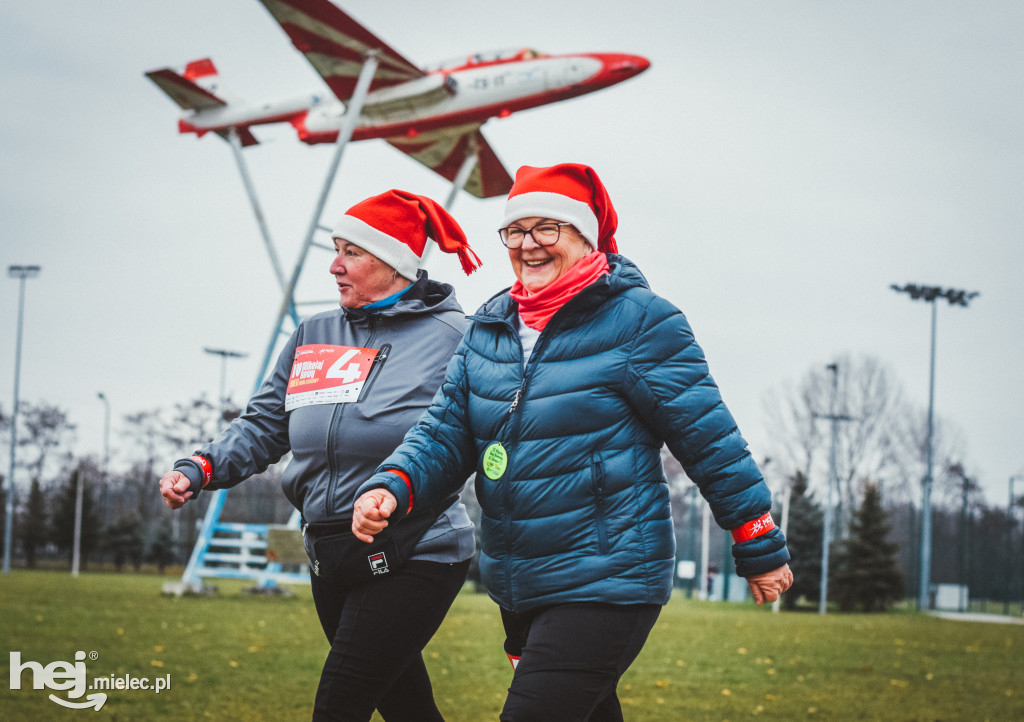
top-left (388, 469), bottom-right (414, 514)
top-left (731, 512), bottom-right (776, 543)
top-left (190, 455), bottom-right (213, 488)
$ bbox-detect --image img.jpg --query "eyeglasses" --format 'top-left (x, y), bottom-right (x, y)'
top-left (497, 222), bottom-right (573, 248)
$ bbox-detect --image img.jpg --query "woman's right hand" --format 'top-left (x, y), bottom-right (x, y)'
top-left (352, 489), bottom-right (398, 543)
top-left (159, 471), bottom-right (193, 510)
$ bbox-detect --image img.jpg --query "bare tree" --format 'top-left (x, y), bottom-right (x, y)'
top-left (164, 395), bottom-right (220, 451)
top-left (761, 373), bottom-right (826, 485)
top-left (763, 355), bottom-right (918, 532)
top-left (17, 401), bottom-right (77, 488)
top-left (122, 408), bottom-right (172, 474)
top-left (904, 411), bottom-right (970, 512)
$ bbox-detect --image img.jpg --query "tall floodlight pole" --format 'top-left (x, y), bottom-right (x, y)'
top-left (4, 265), bottom-right (41, 574)
top-left (204, 348), bottom-right (248, 430)
top-left (768, 457), bottom-right (793, 614)
top-left (890, 283), bottom-right (979, 610)
top-left (813, 363), bottom-right (854, 614)
top-left (71, 463), bottom-right (84, 577)
top-left (97, 392), bottom-right (110, 525)
top-left (819, 364), bottom-right (840, 614)
top-left (1008, 475), bottom-right (1022, 614)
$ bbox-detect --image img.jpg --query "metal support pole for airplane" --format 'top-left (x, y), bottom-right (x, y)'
top-left (227, 128), bottom-right (300, 328)
top-left (179, 347), bottom-right (248, 589)
top-left (443, 146), bottom-right (479, 210)
top-left (254, 51), bottom-right (380, 391)
top-left (180, 488), bottom-right (227, 589)
top-left (419, 143), bottom-right (479, 267)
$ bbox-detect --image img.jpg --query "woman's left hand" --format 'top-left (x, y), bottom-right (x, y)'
top-left (745, 563), bottom-right (794, 606)
top-left (352, 489), bottom-right (398, 543)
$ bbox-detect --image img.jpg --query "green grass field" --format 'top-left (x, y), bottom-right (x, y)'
top-left (2, 570), bottom-right (1021, 721)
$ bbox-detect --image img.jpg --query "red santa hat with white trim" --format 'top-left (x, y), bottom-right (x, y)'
top-left (332, 190), bottom-right (481, 280)
top-left (501, 163), bottom-right (619, 253)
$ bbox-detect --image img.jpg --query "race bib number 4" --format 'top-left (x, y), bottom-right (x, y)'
top-left (285, 344), bottom-right (380, 411)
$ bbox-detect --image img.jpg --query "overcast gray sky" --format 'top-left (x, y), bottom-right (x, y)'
top-left (1, 1), bottom-right (1022, 506)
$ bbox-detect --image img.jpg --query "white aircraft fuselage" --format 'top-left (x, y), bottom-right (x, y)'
top-left (179, 52), bottom-right (649, 145)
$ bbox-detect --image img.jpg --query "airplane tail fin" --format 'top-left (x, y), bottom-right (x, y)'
top-left (145, 58), bottom-right (226, 111)
top-left (146, 59), bottom-right (260, 146)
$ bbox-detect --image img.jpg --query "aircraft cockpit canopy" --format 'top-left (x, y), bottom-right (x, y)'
top-left (424, 48), bottom-right (547, 72)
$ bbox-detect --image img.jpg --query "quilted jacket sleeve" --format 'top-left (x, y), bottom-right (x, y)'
top-left (356, 339), bottom-right (477, 518)
top-left (623, 293), bottom-right (789, 576)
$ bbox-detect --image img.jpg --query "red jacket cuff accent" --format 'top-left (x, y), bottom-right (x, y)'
top-left (388, 469), bottom-right (414, 514)
top-left (190, 455), bottom-right (213, 487)
top-left (731, 512), bottom-right (776, 543)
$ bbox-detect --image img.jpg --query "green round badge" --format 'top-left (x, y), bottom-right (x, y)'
top-left (483, 442), bottom-right (508, 480)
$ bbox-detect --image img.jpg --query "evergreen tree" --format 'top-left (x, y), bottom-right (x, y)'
top-left (832, 482), bottom-right (905, 612)
top-left (18, 478), bottom-right (47, 567)
top-left (105, 515), bottom-right (143, 572)
top-left (146, 521), bottom-right (178, 574)
top-left (780, 471), bottom-right (824, 610)
top-left (0, 473), bottom-right (6, 561)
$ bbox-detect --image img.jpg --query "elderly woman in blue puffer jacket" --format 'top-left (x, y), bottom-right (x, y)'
top-left (353, 163), bottom-right (792, 722)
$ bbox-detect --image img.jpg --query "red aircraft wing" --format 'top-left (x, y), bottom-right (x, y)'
top-left (386, 125), bottom-right (514, 199)
top-left (257, 0), bottom-right (423, 101)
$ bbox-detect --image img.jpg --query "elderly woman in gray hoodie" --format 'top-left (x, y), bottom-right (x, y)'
top-left (159, 190), bottom-right (481, 722)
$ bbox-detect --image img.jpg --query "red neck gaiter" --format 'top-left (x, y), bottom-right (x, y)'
top-left (509, 252), bottom-right (610, 331)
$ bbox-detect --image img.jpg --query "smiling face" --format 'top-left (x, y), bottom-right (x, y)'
top-left (507, 217), bottom-right (593, 293)
top-left (329, 239), bottom-right (411, 308)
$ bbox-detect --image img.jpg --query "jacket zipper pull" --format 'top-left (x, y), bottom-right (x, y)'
top-left (508, 388), bottom-right (523, 415)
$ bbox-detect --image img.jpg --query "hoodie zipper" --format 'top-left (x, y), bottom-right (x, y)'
top-left (325, 316), bottom-right (379, 517)
top-left (356, 343), bottom-right (391, 403)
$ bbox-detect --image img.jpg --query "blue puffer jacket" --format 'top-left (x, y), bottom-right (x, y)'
top-left (359, 255), bottom-right (789, 613)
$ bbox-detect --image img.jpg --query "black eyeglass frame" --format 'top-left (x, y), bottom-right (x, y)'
top-left (496, 222), bottom-right (573, 248)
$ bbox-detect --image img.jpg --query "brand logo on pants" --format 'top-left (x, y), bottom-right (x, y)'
top-left (368, 552), bottom-right (389, 575)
